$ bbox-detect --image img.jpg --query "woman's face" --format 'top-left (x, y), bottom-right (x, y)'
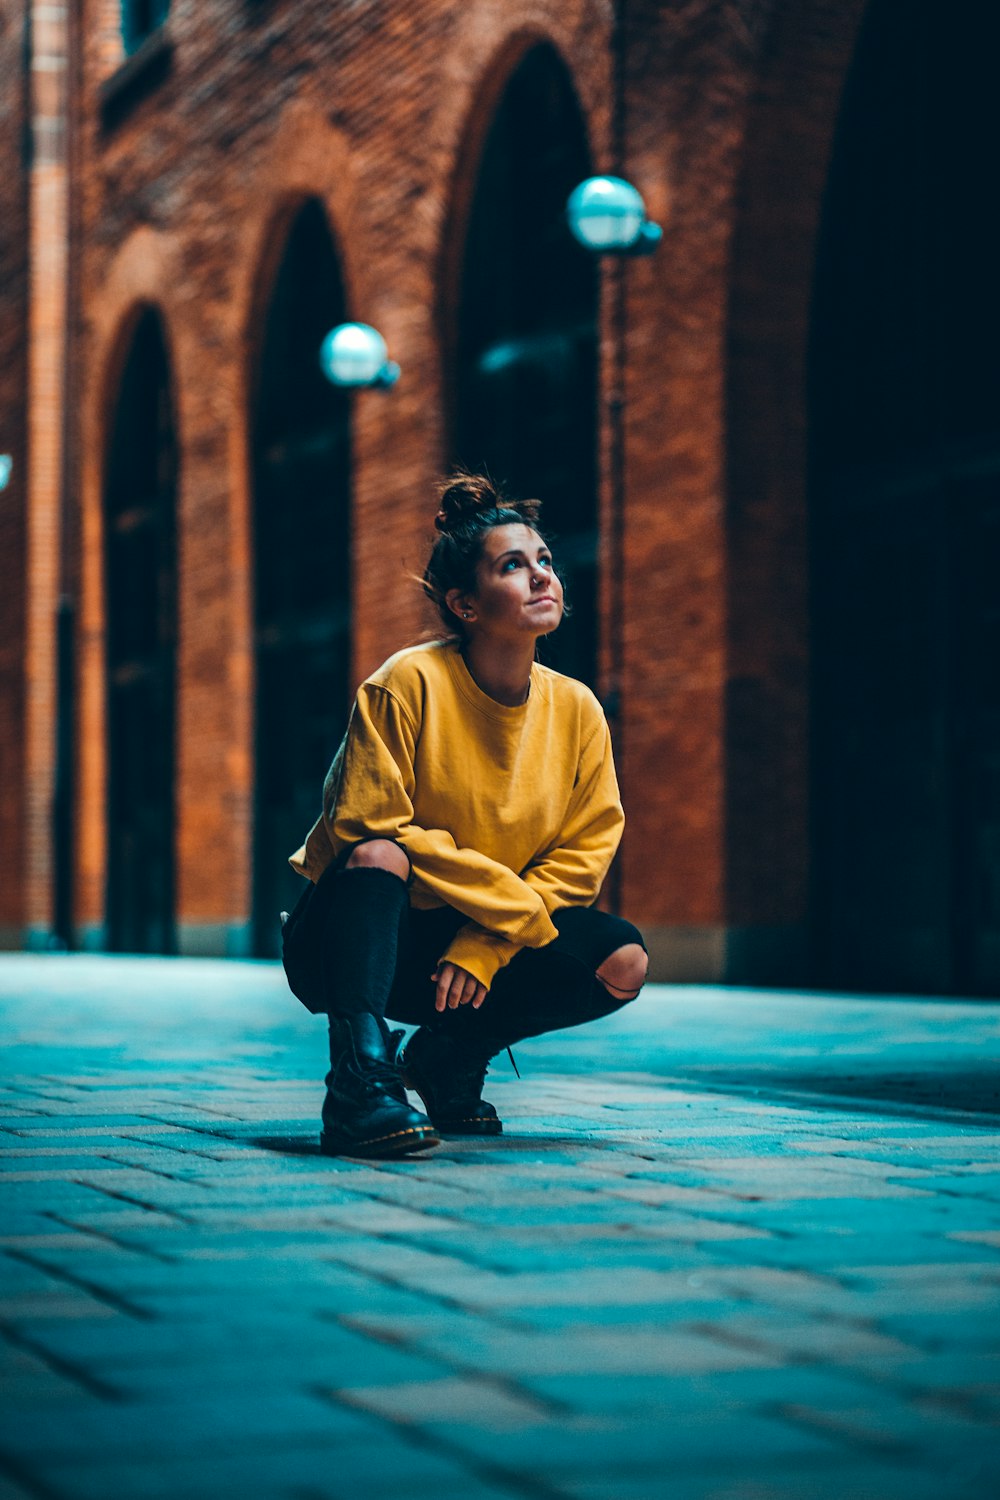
top-left (455, 523), bottom-right (564, 640)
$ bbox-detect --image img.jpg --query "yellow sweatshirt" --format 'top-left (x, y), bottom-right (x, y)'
top-left (289, 640), bottom-right (624, 989)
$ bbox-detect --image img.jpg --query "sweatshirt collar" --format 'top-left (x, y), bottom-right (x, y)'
top-left (444, 643), bottom-right (537, 722)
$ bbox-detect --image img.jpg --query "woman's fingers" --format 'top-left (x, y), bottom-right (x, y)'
top-left (448, 968), bottom-right (470, 1008)
top-left (433, 963), bottom-right (487, 1011)
top-left (433, 963), bottom-right (452, 1012)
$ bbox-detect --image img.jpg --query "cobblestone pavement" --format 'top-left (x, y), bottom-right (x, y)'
top-left (1, 954), bottom-right (998, 1500)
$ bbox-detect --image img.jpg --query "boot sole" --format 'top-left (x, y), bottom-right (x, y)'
top-left (436, 1119), bottom-right (503, 1136)
top-left (319, 1125), bottom-right (440, 1160)
top-left (400, 1070), bottom-right (503, 1136)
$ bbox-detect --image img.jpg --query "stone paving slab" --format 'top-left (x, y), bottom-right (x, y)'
top-left (1, 954), bottom-right (998, 1500)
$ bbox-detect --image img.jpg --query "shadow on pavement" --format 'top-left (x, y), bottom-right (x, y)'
top-left (685, 1067), bottom-right (1000, 1122)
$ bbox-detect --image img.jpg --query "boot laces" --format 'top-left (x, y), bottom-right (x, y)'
top-left (359, 1055), bottom-right (408, 1100)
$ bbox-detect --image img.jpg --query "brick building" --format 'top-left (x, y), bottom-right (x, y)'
top-left (2, 0), bottom-right (998, 993)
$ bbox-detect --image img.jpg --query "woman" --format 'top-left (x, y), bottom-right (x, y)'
top-left (281, 473), bottom-right (648, 1157)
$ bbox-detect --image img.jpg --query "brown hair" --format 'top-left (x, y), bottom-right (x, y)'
top-left (422, 469), bottom-right (548, 635)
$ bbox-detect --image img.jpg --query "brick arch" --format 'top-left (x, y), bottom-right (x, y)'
top-left (243, 195), bottom-right (344, 404)
top-left (213, 106), bottom-right (365, 938)
top-left (228, 107), bottom-right (365, 668)
top-left (372, 2), bottom-right (608, 674)
top-left (230, 106), bottom-right (365, 368)
top-left (97, 299), bottom-right (179, 498)
top-left (435, 28), bottom-right (598, 445)
top-left (427, 0), bottom-right (608, 246)
top-left (77, 231), bottom-right (188, 941)
top-left (722, 0), bottom-right (869, 966)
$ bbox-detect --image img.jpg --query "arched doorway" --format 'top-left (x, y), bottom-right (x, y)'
top-left (104, 307), bottom-right (177, 953)
top-left (250, 199), bottom-right (352, 957)
top-left (447, 44), bottom-right (599, 687)
top-left (809, 0), bottom-right (1000, 993)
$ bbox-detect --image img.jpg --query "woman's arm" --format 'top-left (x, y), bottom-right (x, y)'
top-left (322, 684), bottom-right (559, 973)
top-left (521, 719), bottom-right (624, 910)
top-left (440, 719), bottom-right (624, 986)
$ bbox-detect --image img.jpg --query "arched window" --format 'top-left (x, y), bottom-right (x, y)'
top-left (449, 45), bottom-right (599, 687)
top-left (104, 307), bottom-right (177, 953)
top-left (250, 200), bottom-right (352, 957)
top-left (121, 0), bottom-right (170, 56)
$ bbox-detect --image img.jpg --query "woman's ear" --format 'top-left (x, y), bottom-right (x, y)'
top-left (445, 588), bottom-right (475, 623)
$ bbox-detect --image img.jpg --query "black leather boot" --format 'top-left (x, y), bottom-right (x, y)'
top-left (321, 1012), bottom-right (439, 1158)
top-left (397, 1025), bottom-right (504, 1135)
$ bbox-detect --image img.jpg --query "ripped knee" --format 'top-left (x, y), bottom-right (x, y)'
top-left (595, 941), bottom-right (648, 1001)
top-left (344, 838), bottom-right (411, 882)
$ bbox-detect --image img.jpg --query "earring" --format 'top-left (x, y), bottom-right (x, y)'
top-left (462, 611), bottom-right (472, 620)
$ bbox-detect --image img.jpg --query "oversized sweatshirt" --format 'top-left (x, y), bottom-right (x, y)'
top-left (288, 640), bottom-right (624, 989)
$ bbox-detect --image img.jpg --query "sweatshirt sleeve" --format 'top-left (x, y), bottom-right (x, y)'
top-left (440, 718), bottom-right (624, 987)
top-left (323, 683), bottom-right (558, 976)
top-left (522, 718), bottom-right (624, 913)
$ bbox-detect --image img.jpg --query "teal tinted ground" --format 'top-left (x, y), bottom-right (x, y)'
top-left (1, 953), bottom-right (998, 1500)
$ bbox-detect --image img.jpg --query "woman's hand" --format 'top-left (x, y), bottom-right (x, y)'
top-left (431, 962), bottom-right (488, 1012)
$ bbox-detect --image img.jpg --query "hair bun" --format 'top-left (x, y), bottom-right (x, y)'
top-left (434, 471), bottom-right (504, 534)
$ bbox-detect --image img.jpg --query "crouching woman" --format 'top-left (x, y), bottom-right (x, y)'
top-left (281, 472), bottom-right (648, 1157)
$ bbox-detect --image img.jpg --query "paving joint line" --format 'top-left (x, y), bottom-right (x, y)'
top-left (760, 1397), bottom-right (922, 1459)
top-left (94, 1152), bottom-right (215, 1184)
top-left (4, 1247), bottom-right (158, 1321)
top-left (0, 1448), bottom-right (65, 1500)
top-left (322, 1227), bottom-right (545, 1282)
top-left (0, 1321), bottom-right (127, 1403)
top-left (68, 1178), bottom-right (202, 1223)
top-left (334, 1311), bottom-right (577, 1420)
top-left (312, 1266), bottom-right (539, 1332)
top-left (311, 1387), bottom-right (575, 1500)
top-left (43, 1212), bottom-right (182, 1264)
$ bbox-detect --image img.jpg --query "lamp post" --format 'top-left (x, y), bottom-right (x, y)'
top-left (319, 322), bottom-right (400, 389)
top-left (565, 176), bottom-right (661, 718)
top-left (565, 46), bottom-right (662, 916)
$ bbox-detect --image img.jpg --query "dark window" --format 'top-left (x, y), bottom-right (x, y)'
top-left (104, 308), bottom-right (177, 954)
top-left (809, 0), bottom-right (1000, 994)
top-left (250, 201), bottom-right (352, 958)
top-left (450, 45), bottom-right (599, 688)
top-left (121, 0), bottom-right (170, 56)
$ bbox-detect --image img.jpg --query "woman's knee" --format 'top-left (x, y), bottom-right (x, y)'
top-left (344, 839), bottom-right (410, 882)
top-left (595, 941), bottom-right (648, 1000)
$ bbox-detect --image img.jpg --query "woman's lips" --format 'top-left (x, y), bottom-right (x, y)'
top-left (527, 597), bottom-right (558, 606)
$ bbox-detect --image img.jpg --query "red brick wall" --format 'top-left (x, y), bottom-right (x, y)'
top-left (4, 0), bottom-right (876, 976)
top-left (620, 0), bottom-right (779, 971)
top-left (0, 1), bottom-right (29, 942)
top-left (70, 1), bottom-right (615, 950)
top-left (725, 0), bottom-right (868, 966)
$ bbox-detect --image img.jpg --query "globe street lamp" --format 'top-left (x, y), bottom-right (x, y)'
top-left (566, 171), bottom-right (661, 915)
top-left (566, 175), bottom-right (662, 255)
top-left (319, 322), bottom-right (400, 388)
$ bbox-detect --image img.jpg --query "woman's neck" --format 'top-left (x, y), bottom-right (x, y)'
top-left (461, 636), bottom-right (535, 707)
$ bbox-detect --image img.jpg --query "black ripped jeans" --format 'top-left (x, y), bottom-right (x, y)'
top-left (281, 857), bottom-right (647, 1051)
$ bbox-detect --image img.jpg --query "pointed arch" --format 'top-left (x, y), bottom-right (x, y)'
top-left (102, 303), bottom-right (178, 952)
top-left (247, 197), bottom-right (353, 957)
top-left (441, 38), bottom-right (600, 686)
